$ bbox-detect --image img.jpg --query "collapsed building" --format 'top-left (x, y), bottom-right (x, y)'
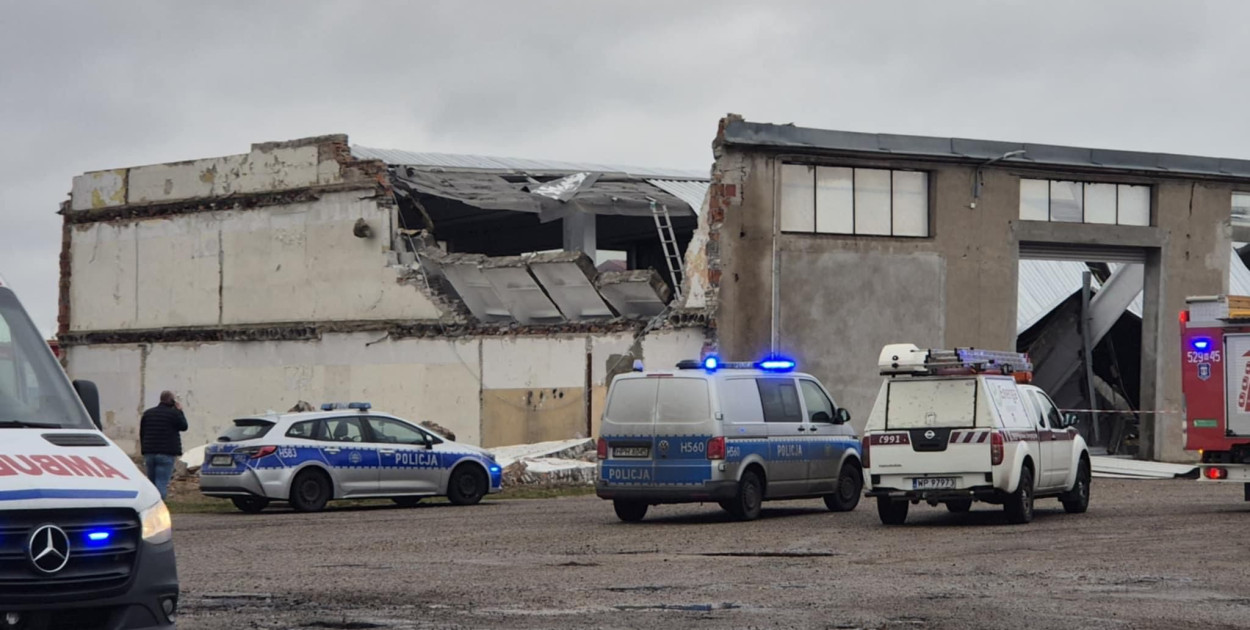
top-left (60, 135), bottom-right (710, 453)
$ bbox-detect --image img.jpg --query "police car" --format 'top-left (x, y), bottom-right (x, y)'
top-left (862, 345), bottom-right (1091, 525)
top-left (199, 403), bottom-right (503, 513)
top-left (597, 357), bottom-right (862, 522)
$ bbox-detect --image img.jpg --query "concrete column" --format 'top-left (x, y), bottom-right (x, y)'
top-left (562, 212), bottom-right (596, 259)
top-left (1139, 247), bottom-right (1163, 460)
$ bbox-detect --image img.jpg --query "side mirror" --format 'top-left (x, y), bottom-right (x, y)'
top-left (812, 411), bottom-right (832, 424)
top-left (72, 380), bottom-right (101, 430)
top-left (836, 408), bottom-right (852, 425)
top-left (1063, 413), bottom-right (1078, 429)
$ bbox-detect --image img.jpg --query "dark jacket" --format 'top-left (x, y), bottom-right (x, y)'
top-left (139, 402), bottom-right (188, 456)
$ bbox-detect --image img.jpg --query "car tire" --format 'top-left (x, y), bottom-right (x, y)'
top-left (1004, 466), bottom-right (1035, 524)
top-left (289, 469), bottom-right (332, 513)
top-left (1060, 459), bottom-right (1091, 514)
top-left (876, 497), bottom-right (908, 525)
top-left (393, 497), bottom-right (423, 508)
top-left (230, 497), bottom-right (269, 514)
top-left (727, 470), bottom-right (764, 521)
top-left (447, 465), bottom-right (487, 506)
top-left (824, 462), bottom-right (863, 512)
top-left (613, 500), bottom-right (648, 522)
top-left (946, 499), bottom-right (973, 513)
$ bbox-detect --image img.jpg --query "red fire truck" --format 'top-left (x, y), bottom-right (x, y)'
top-left (1180, 295), bottom-right (1250, 499)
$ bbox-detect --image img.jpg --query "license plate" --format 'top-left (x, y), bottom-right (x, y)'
top-left (912, 477), bottom-right (957, 490)
top-left (210, 454), bottom-right (234, 467)
top-left (613, 446), bottom-right (650, 458)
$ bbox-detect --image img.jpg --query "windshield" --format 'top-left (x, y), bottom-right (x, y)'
top-left (0, 288), bottom-right (92, 429)
top-left (219, 419), bottom-right (275, 442)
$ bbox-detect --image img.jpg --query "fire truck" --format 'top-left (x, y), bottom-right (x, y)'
top-left (1180, 295), bottom-right (1250, 498)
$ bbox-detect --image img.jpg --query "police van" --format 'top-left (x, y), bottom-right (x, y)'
top-left (200, 404), bottom-right (503, 512)
top-left (596, 357), bottom-right (862, 522)
top-left (0, 277), bottom-right (178, 629)
top-left (862, 344), bottom-right (1092, 525)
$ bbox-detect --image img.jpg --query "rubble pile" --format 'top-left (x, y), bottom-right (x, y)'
top-left (489, 438), bottom-right (597, 488)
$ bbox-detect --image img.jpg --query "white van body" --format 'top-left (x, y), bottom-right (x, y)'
top-left (862, 345), bottom-right (1091, 525)
top-left (596, 360), bottom-right (862, 521)
top-left (0, 278), bottom-right (178, 628)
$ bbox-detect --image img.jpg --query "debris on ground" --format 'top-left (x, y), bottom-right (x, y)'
top-left (490, 438), bottom-right (596, 487)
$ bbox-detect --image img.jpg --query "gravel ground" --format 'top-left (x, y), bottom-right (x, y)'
top-left (174, 479), bottom-right (1250, 630)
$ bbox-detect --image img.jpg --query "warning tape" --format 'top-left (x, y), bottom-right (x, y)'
top-left (1059, 408), bottom-right (1180, 415)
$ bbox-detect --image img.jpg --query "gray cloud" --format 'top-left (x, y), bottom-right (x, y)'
top-left (3, 0), bottom-right (1249, 334)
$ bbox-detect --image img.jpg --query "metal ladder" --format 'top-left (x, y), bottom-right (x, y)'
top-left (650, 199), bottom-right (684, 301)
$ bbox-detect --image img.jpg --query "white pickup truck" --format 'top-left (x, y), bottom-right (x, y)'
top-left (862, 344), bottom-right (1091, 525)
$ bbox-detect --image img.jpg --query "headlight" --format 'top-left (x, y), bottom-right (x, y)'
top-left (140, 501), bottom-right (173, 544)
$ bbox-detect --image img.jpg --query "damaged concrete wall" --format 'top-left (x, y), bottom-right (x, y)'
top-left (67, 190), bottom-right (439, 331)
top-left (66, 328), bottom-right (704, 454)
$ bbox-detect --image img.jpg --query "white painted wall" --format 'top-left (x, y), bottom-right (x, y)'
top-left (65, 327), bottom-right (704, 455)
top-left (67, 191), bottom-right (440, 332)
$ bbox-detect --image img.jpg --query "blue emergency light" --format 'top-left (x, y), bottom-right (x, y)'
top-left (85, 530), bottom-right (111, 544)
top-left (676, 355), bottom-right (797, 373)
top-left (756, 358), bottom-right (797, 372)
top-left (703, 356), bottom-right (720, 371)
top-left (1192, 338), bottom-right (1212, 351)
top-left (321, 402), bottom-right (372, 411)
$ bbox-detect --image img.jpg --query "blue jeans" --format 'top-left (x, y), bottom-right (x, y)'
top-left (144, 454), bottom-right (176, 501)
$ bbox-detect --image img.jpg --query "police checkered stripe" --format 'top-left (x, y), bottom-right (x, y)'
top-left (948, 431), bottom-right (989, 444)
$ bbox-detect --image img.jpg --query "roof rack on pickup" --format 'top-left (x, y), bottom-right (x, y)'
top-left (879, 343), bottom-right (1033, 382)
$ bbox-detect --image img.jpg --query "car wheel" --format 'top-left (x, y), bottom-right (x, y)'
top-left (1061, 459), bottom-right (1091, 514)
top-left (946, 499), bottom-right (973, 513)
top-left (613, 500), bottom-right (648, 522)
top-left (289, 469), bottom-right (331, 513)
top-left (447, 465), bottom-right (487, 506)
top-left (230, 497), bottom-right (269, 514)
top-left (393, 497), bottom-right (423, 508)
top-left (1005, 466), bottom-right (1035, 524)
top-left (727, 470), bottom-right (764, 521)
top-left (824, 462), bottom-right (863, 512)
top-left (876, 497), bottom-right (908, 525)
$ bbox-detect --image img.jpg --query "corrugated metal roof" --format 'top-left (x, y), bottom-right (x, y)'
top-left (723, 120), bottom-right (1250, 181)
top-left (646, 179), bottom-right (708, 215)
top-left (351, 146), bottom-right (707, 180)
top-left (1017, 260), bottom-right (1092, 333)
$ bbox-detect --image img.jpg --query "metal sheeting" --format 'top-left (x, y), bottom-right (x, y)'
top-left (1017, 260), bottom-right (1091, 333)
top-left (646, 180), bottom-right (709, 215)
top-left (1018, 242), bottom-right (1146, 264)
top-left (351, 146), bottom-right (707, 180)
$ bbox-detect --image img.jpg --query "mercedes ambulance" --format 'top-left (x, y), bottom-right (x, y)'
top-left (0, 277), bottom-right (178, 629)
top-left (596, 357), bottom-right (862, 522)
top-left (862, 344), bottom-right (1091, 525)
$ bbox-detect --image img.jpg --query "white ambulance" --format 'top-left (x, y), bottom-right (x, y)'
top-left (0, 277), bottom-right (178, 628)
top-left (862, 344), bottom-right (1091, 525)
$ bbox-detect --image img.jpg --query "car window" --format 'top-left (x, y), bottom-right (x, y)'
top-left (720, 377), bottom-right (766, 424)
top-left (656, 378), bottom-right (711, 423)
top-left (1027, 391), bottom-right (1052, 429)
top-left (1035, 391), bottom-right (1062, 429)
top-left (367, 418), bottom-right (429, 445)
top-left (323, 417), bottom-right (365, 443)
top-left (219, 419), bottom-right (274, 442)
top-left (605, 378), bottom-right (657, 423)
top-left (799, 380), bottom-right (835, 423)
top-left (286, 420), bottom-right (321, 440)
top-left (757, 378), bottom-right (803, 423)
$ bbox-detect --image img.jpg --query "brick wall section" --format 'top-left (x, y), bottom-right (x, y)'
top-left (703, 114), bottom-right (747, 337)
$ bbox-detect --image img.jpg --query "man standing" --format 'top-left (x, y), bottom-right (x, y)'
top-left (140, 391), bottom-right (188, 501)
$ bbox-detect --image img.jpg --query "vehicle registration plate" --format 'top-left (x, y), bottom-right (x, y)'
top-left (613, 446), bottom-right (650, 458)
top-left (210, 454), bottom-right (235, 467)
top-left (912, 477), bottom-right (956, 490)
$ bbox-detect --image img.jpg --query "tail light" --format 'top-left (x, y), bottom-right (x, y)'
top-left (596, 438), bottom-right (607, 460)
top-left (242, 445), bottom-right (277, 459)
top-left (1206, 466), bottom-right (1228, 480)
top-left (707, 436), bottom-right (726, 460)
top-left (861, 436), bottom-right (870, 468)
top-left (990, 431), bottom-right (1004, 466)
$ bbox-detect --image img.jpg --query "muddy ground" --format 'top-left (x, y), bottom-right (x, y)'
top-left (174, 479), bottom-right (1250, 629)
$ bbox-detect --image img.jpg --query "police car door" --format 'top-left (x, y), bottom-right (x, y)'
top-left (320, 416), bottom-right (381, 496)
top-left (758, 376), bottom-right (808, 496)
top-left (366, 417), bottom-right (441, 495)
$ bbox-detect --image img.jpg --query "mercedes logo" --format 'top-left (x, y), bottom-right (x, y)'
top-left (658, 440), bottom-right (669, 455)
top-left (924, 430), bottom-right (936, 440)
top-left (27, 525), bottom-right (70, 574)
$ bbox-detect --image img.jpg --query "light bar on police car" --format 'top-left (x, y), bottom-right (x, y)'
top-left (320, 402), bottom-right (372, 411)
top-left (675, 356), bottom-right (798, 373)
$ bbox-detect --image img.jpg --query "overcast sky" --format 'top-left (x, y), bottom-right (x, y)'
top-left (2, 1), bottom-right (1248, 335)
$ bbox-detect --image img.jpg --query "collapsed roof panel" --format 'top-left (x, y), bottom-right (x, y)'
top-left (480, 257), bottom-right (565, 325)
top-left (596, 270), bottom-right (671, 319)
top-left (438, 254), bottom-right (513, 323)
top-left (527, 252), bottom-right (615, 320)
